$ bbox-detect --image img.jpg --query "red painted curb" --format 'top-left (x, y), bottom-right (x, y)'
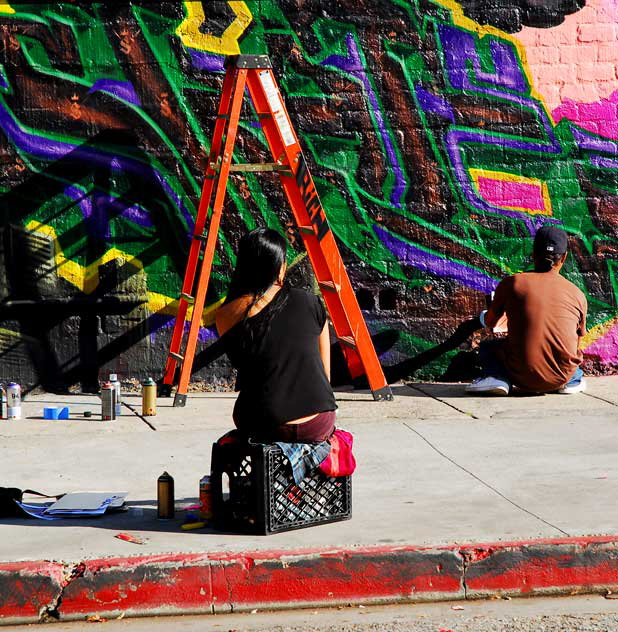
top-left (2, 537), bottom-right (618, 624)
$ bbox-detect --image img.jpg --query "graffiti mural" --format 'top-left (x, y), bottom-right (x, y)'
top-left (0, 0), bottom-right (616, 391)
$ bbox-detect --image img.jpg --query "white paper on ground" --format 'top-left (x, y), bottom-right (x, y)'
top-left (45, 491), bottom-right (127, 512)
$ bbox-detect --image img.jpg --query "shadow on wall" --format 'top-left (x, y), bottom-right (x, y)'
top-left (0, 130), bottom-right (192, 394)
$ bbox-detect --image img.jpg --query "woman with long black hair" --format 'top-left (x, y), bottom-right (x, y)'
top-left (215, 228), bottom-right (337, 442)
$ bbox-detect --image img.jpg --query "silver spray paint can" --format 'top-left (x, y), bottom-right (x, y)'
top-left (7, 382), bottom-right (21, 419)
top-left (0, 383), bottom-right (5, 420)
top-left (101, 381), bottom-right (116, 421)
top-left (109, 373), bottom-right (121, 416)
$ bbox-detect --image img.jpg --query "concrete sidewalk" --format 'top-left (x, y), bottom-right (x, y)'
top-left (1, 378), bottom-right (618, 624)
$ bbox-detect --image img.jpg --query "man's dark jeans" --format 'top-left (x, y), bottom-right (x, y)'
top-left (478, 339), bottom-right (583, 392)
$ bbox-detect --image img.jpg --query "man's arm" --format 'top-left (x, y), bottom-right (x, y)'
top-left (577, 296), bottom-right (588, 346)
top-left (484, 280), bottom-right (508, 330)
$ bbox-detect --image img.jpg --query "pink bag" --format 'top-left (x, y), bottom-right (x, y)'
top-left (319, 429), bottom-right (356, 477)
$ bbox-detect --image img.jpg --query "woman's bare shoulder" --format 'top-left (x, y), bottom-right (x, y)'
top-left (216, 297), bottom-right (250, 335)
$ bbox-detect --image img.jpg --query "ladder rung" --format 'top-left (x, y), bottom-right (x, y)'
top-left (180, 293), bottom-right (194, 304)
top-left (193, 233), bottom-right (208, 242)
top-left (298, 225), bottom-right (314, 235)
top-left (230, 163), bottom-right (289, 173)
top-left (169, 351), bottom-right (184, 362)
top-left (319, 280), bottom-right (340, 292)
top-left (338, 336), bottom-right (357, 348)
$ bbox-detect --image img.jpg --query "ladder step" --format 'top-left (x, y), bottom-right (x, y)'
top-left (169, 351), bottom-right (184, 362)
top-left (193, 233), bottom-right (208, 242)
top-left (319, 280), bottom-right (341, 292)
top-left (230, 163), bottom-right (290, 173)
top-left (338, 336), bottom-right (357, 349)
top-left (180, 293), bottom-right (194, 304)
top-left (298, 225), bottom-right (314, 235)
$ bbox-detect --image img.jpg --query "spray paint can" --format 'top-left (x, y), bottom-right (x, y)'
top-left (141, 377), bottom-right (157, 416)
top-left (109, 373), bottom-right (121, 416)
top-left (101, 381), bottom-right (116, 421)
top-left (199, 475), bottom-right (212, 522)
top-left (157, 471), bottom-right (175, 519)
top-left (7, 382), bottom-right (21, 420)
top-left (0, 383), bottom-right (5, 420)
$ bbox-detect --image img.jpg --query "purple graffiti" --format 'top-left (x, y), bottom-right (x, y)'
top-left (446, 128), bottom-right (561, 233)
top-left (571, 125), bottom-right (618, 168)
top-left (438, 24), bottom-right (528, 94)
top-left (426, 23), bottom-right (564, 233)
top-left (0, 100), bottom-right (195, 234)
top-left (189, 50), bottom-right (225, 73)
top-left (64, 185), bottom-right (154, 240)
top-left (322, 33), bottom-right (407, 208)
top-left (149, 313), bottom-right (217, 345)
top-left (570, 125), bottom-right (618, 154)
top-left (415, 85), bottom-right (455, 122)
top-left (89, 80), bottom-right (141, 107)
top-left (374, 225), bottom-right (498, 293)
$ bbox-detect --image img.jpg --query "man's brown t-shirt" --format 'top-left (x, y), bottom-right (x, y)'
top-left (485, 270), bottom-right (587, 392)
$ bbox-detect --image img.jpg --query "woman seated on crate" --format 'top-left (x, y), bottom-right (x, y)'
top-left (215, 228), bottom-right (337, 443)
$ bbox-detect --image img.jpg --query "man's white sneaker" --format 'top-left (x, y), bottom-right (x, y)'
top-left (465, 376), bottom-right (509, 396)
top-left (558, 378), bottom-right (586, 394)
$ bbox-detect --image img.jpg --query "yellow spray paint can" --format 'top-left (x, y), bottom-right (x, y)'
top-left (141, 377), bottom-right (157, 416)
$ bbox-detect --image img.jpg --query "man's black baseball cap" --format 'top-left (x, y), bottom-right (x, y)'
top-left (533, 226), bottom-right (568, 255)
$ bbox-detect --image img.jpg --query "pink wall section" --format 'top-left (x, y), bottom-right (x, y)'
top-left (514, 0), bottom-right (618, 138)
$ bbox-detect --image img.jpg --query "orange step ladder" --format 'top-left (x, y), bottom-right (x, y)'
top-left (162, 54), bottom-right (393, 406)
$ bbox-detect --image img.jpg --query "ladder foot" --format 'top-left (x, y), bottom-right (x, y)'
top-left (372, 385), bottom-right (394, 401)
top-left (173, 393), bottom-right (188, 407)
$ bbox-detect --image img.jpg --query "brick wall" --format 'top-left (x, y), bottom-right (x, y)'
top-left (0, 0), bottom-right (616, 391)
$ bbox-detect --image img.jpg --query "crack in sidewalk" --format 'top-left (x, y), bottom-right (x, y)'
top-left (403, 421), bottom-right (570, 537)
top-left (583, 392), bottom-right (618, 409)
top-left (408, 384), bottom-right (480, 419)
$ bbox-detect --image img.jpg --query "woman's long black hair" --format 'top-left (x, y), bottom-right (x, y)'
top-left (223, 228), bottom-right (289, 353)
top-left (224, 228), bottom-right (287, 305)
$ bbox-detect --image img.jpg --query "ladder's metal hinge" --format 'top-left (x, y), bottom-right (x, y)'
top-left (319, 280), bottom-right (341, 292)
top-left (227, 54), bottom-right (272, 69)
top-left (338, 335), bottom-right (357, 348)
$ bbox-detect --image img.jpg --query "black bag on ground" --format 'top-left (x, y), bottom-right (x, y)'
top-left (0, 487), bottom-right (62, 517)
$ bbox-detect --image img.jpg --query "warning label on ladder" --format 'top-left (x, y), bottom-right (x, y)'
top-left (259, 70), bottom-right (296, 147)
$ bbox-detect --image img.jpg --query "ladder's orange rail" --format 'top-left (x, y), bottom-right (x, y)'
top-left (163, 55), bottom-right (393, 405)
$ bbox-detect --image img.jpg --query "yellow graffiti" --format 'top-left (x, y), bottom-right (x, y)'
top-left (25, 221), bottom-right (221, 327)
top-left (581, 314), bottom-right (618, 351)
top-left (176, 1), bottom-right (252, 55)
top-left (0, 3), bottom-right (15, 14)
top-left (469, 169), bottom-right (552, 216)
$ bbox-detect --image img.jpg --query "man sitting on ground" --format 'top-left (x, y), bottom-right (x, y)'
top-left (466, 226), bottom-right (587, 396)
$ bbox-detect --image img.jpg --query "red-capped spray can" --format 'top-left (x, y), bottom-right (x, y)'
top-left (101, 381), bottom-right (116, 421)
top-left (7, 382), bottom-right (21, 419)
top-left (199, 475), bottom-right (212, 522)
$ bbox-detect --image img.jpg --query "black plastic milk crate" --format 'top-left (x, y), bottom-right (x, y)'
top-left (210, 440), bottom-right (352, 534)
